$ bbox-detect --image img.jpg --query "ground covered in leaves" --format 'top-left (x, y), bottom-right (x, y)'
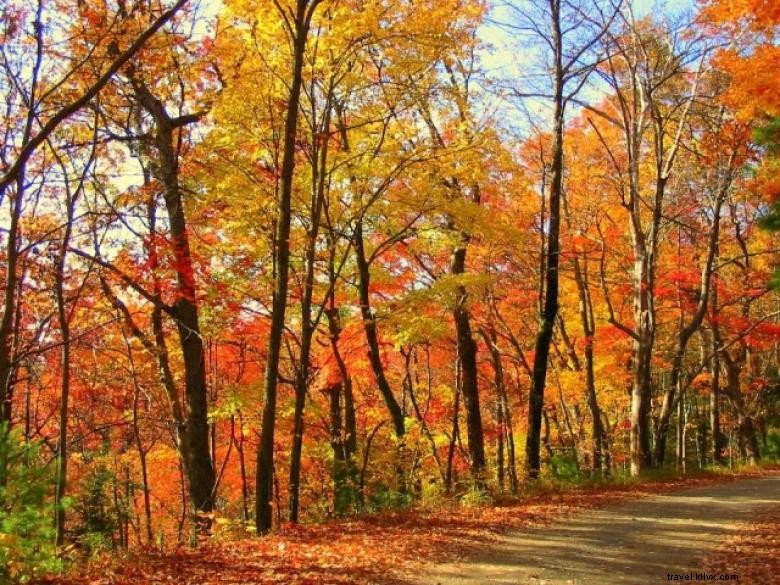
top-left (40, 470), bottom-right (775, 585)
top-left (702, 500), bottom-right (780, 584)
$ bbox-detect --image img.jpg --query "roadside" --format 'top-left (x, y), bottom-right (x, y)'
top-left (700, 500), bottom-right (780, 584)
top-left (40, 468), bottom-right (779, 584)
top-left (415, 474), bottom-right (780, 585)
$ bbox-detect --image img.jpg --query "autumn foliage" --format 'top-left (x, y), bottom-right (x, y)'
top-left (0, 0), bottom-right (778, 582)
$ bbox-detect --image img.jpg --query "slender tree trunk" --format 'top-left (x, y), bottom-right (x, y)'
top-left (53, 146), bottom-right (85, 545)
top-left (407, 347), bottom-right (446, 482)
top-left (496, 395), bottom-right (505, 491)
top-left (710, 349), bottom-right (724, 465)
top-left (676, 389), bottom-right (686, 470)
top-left (0, 183), bottom-right (22, 438)
top-left (0, 5), bottom-right (44, 463)
top-left (570, 253), bottom-right (605, 475)
top-left (236, 412), bottom-right (250, 522)
top-left (54, 262), bottom-right (71, 546)
top-left (256, 0), bottom-right (317, 534)
top-left (128, 80), bottom-right (216, 529)
top-left (328, 382), bottom-right (354, 516)
top-left (725, 364), bottom-right (760, 464)
top-left (288, 97), bottom-right (330, 523)
top-left (653, 190), bottom-right (725, 465)
top-left (445, 356), bottom-right (461, 492)
top-left (526, 1), bottom-right (564, 479)
top-left (126, 344), bottom-right (154, 545)
top-left (481, 328), bottom-right (513, 490)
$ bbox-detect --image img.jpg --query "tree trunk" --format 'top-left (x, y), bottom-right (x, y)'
top-left (445, 356), bottom-right (461, 492)
top-left (722, 361), bottom-right (760, 464)
top-left (483, 331), bottom-right (506, 491)
top-left (54, 250), bottom-right (71, 546)
top-left (710, 351), bottom-right (724, 465)
top-left (256, 0), bottom-right (317, 535)
top-left (450, 246), bottom-right (486, 479)
top-left (353, 220), bottom-right (405, 437)
top-left (130, 79), bottom-right (216, 530)
top-left (653, 189), bottom-right (725, 465)
top-left (127, 343), bottom-right (154, 545)
top-left (288, 95), bottom-right (330, 524)
top-left (525, 0), bottom-right (564, 480)
top-left (480, 326), bottom-right (518, 490)
top-left (406, 347), bottom-right (446, 483)
top-left (328, 382), bottom-right (356, 516)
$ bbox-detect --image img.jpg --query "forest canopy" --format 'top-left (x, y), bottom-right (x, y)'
top-left (0, 0), bottom-right (779, 580)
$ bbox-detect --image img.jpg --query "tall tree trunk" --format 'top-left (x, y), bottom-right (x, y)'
top-left (629, 230), bottom-right (657, 475)
top-left (0, 1), bottom-right (43, 489)
top-left (722, 362), bottom-right (761, 465)
top-left (288, 95), bottom-right (330, 523)
top-left (256, 0), bottom-right (318, 535)
top-left (328, 381), bottom-right (356, 516)
top-left (129, 79), bottom-right (216, 530)
top-left (407, 347), bottom-right (446, 483)
top-left (710, 340), bottom-right (724, 465)
top-left (54, 174), bottom-right (79, 545)
top-left (496, 397), bottom-right (505, 490)
top-left (236, 412), bottom-right (250, 522)
top-left (481, 328), bottom-right (516, 490)
top-left (653, 184), bottom-right (727, 465)
top-left (0, 179), bottom-right (22, 439)
top-left (526, 0), bottom-right (564, 479)
top-left (125, 339), bottom-right (154, 545)
top-left (571, 255), bottom-right (605, 475)
top-left (445, 355), bottom-right (461, 492)
top-left (54, 247), bottom-right (71, 546)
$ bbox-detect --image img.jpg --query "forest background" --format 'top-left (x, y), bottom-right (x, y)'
top-left (1, 0), bottom-right (779, 581)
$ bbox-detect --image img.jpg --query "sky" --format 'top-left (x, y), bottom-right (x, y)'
top-left (475, 0), bottom-right (700, 136)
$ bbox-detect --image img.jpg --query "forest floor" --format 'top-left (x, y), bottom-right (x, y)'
top-left (46, 469), bottom-right (780, 585)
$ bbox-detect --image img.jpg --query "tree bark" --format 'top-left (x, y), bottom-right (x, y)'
top-left (450, 246), bottom-right (486, 479)
top-left (353, 220), bottom-right (405, 438)
top-left (130, 77), bottom-right (216, 530)
top-left (526, 0), bottom-right (564, 479)
top-left (256, 0), bottom-right (319, 534)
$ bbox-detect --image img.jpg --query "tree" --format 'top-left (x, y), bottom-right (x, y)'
top-left (254, 0), bottom-right (324, 535)
top-left (0, 0), bottom-right (188, 508)
top-left (502, 0), bottom-right (620, 479)
top-left (593, 12), bottom-right (707, 475)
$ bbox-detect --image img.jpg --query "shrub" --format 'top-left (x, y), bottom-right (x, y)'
top-left (458, 482), bottom-right (493, 508)
top-left (367, 485), bottom-right (412, 512)
top-left (764, 430), bottom-right (780, 460)
top-left (0, 425), bottom-right (61, 584)
top-left (72, 463), bottom-right (119, 554)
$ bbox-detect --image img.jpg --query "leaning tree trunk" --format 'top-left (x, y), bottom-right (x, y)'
top-left (353, 220), bottom-right (406, 438)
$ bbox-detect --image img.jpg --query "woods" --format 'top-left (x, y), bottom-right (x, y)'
top-left (1, 0), bottom-right (779, 581)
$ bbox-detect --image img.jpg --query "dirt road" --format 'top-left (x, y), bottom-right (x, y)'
top-left (420, 475), bottom-right (780, 584)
